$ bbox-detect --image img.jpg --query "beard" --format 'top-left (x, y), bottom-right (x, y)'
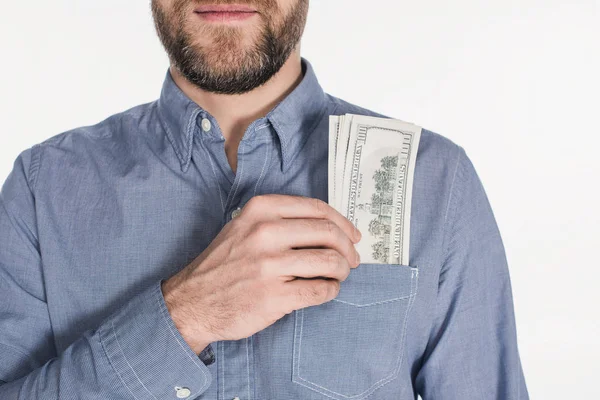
top-left (151, 0), bottom-right (309, 95)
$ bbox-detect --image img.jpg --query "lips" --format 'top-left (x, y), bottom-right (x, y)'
top-left (194, 4), bottom-right (257, 13)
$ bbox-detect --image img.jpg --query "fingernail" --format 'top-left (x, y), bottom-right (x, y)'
top-left (355, 250), bottom-right (361, 266)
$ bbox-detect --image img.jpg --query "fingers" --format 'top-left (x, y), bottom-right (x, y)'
top-left (252, 218), bottom-right (360, 268)
top-left (264, 248), bottom-right (356, 282)
top-left (283, 276), bottom-right (341, 310)
top-left (242, 194), bottom-right (361, 244)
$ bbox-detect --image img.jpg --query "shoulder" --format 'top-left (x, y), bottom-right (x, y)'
top-left (323, 92), bottom-right (465, 170)
top-left (34, 100), bottom-right (157, 150)
top-left (22, 100), bottom-right (158, 189)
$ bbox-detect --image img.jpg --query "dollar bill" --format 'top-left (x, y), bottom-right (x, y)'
top-left (328, 114), bottom-right (421, 265)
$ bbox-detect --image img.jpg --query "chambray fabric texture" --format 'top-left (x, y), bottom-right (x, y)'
top-left (0, 57), bottom-right (528, 399)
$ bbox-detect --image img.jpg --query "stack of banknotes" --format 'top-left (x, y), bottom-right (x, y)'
top-left (328, 114), bottom-right (422, 265)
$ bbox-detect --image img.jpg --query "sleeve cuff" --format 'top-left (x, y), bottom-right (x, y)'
top-left (99, 280), bottom-right (212, 399)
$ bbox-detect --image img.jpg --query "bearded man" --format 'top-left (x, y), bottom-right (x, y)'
top-left (0, 1), bottom-right (528, 399)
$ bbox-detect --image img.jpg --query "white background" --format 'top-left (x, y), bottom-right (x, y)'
top-left (1, 1), bottom-right (598, 398)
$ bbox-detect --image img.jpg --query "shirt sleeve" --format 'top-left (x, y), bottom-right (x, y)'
top-left (0, 146), bottom-right (212, 399)
top-left (414, 146), bottom-right (529, 399)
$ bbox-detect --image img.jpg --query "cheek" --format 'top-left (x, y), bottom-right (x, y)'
top-left (278, 0), bottom-right (297, 16)
top-left (172, 0), bottom-right (191, 16)
top-left (278, 0), bottom-right (308, 25)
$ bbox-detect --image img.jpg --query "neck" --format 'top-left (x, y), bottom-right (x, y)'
top-left (169, 49), bottom-right (303, 173)
top-left (169, 50), bottom-right (303, 143)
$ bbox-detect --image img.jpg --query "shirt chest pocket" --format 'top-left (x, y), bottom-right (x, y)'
top-left (291, 263), bottom-right (418, 400)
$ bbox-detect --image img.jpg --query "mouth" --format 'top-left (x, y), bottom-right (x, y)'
top-left (194, 4), bottom-right (258, 22)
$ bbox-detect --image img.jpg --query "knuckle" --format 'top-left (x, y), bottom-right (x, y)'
top-left (299, 282), bottom-right (327, 304)
top-left (251, 220), bottom-right (274, 243)
top-left (323, 249), bottom-right (340, 270)
top-left (322, 249), bottom-right (335, 268)
top-left (326, 250), bottom-right (350, 281)
top-left (245, 195), bottom-right (266, 215)
top-left (323, 219), bottom-right (337, 237)
top-left (312, 197), bottom-right (328, 217)
top-left (310, 249), bottom-right (346, 281)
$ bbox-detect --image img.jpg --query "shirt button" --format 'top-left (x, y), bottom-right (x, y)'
top-left (201, 118), bottom-right (211, 132)
top-left (231, 207), bottom-right (242, 219)
top-left (233, 397), bottom-right (240, 400)
top-left (175, 386), bottom-right (191, 398)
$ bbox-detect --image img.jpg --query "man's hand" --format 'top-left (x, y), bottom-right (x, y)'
top-left (161, 194), bottom-right (362, 355)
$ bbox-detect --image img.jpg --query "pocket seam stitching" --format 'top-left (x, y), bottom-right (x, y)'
top-left (292, 267), bottom-right (419, 399)
top-left (331, 292), bottom-right (414, 307)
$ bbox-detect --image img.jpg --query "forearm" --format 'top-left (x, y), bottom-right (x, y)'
top-left (0, 280), bottom-right (213, 399)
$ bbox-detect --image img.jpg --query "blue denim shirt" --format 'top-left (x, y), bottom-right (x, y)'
top-left (0, 57), bottom-right (528, 399)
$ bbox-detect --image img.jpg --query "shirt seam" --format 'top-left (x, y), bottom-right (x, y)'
top-left (441, 145), bottom-right (465, 262)
top-left (110, 319), bottom-right (158, 400)
top-left (0, 188), bottom-right (41, 263)
top-left (98, 320), bottom-right (143, 400)
top-left (414, 144), bottom-right (465, 377)
top-left (27, 143), bottom-right (42, 194)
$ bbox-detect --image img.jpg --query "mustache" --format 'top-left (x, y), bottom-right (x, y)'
top-left (181, 0), bottom-right (278, 13)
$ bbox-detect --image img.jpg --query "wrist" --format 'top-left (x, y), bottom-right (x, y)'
top-left (160, 278), bottom-right (212, 355)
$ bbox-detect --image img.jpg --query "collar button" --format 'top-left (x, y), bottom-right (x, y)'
top-left (201, 118), bottom-right (211, 132)
top-left (175, 386), bottom-right (191, 398)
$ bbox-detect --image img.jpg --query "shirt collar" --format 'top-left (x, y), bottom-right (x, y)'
top-left (156, 57), bottom-right (328, 173)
